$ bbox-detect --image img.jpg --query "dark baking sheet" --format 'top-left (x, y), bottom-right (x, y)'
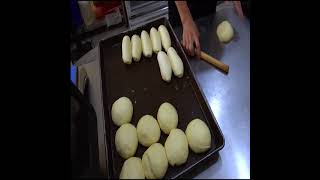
top-left (99, 17), bottom-right (224, 179)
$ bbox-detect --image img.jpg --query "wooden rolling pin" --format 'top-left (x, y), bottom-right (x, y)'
top-left (200, 51), bottom-right (229, 74)
top-left (180, 40), bottom-right (229, 74)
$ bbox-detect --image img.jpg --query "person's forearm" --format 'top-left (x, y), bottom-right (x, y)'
top-left (175, 1), bottom-right (193, 24)
top-left (233, 1), bottom-right (244, 17)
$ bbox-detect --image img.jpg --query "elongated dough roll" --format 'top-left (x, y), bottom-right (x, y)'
top-left (131, 34), bottom-right (142, 62)
top-left (122, 35), bottom-right (132, 64)
top-left (141, 30), bottom-right (153, 58)
top-left (167, 47), bottom-right (184, 78)
top-left (158, 25), bottom-right (171, 52)
top-left (157, 51), bottom-right (172, 82)
top-left (150, 27), bottom-right (162, 54)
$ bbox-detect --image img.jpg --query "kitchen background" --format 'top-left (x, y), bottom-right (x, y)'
top-left (71, 1), bottom-right (225, 64)
top-left (71, 1), bottom-right (166, 63)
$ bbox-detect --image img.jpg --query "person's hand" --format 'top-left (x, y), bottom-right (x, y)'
top-left (182, 18), bottom-right (201, 58)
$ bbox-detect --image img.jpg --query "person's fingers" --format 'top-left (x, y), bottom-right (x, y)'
top-left (182, 33), bottom-right (187, 49)
top-left (191, 35), bottom-right (196, 56)
top-left (194, 36), bottom-right (201, 58)
top-left (182, 37), bottom-right (186, 49)
top-left (182, 39), bottom-right (186, 51)
top-left (184, 34), bottom-right (190, 55)
top-left (188, 36), bottom-right (194, 56)
top-left (195, 27), bottom-right (200, 37)
top-left (185, 35), bottom-right (191, 55)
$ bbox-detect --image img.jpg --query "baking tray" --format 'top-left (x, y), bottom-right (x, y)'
top-left (99, 17), bottom-right (225, 179)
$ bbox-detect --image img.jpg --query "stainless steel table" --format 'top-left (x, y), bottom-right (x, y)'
top-left (75, 3), bottom-right (250, 179)
top-left (172, 5), bottom-right (250, 179)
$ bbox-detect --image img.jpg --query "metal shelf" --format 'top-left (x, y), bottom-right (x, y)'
top-left (71, 1), bottom-right (129, 44)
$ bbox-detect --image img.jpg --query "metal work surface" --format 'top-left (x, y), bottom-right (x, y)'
top-left (172, 4), bottom-right (250, 179)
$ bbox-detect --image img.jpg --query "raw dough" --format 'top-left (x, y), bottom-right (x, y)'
top-left (122, 35), bottom-right (132, 64)
top-left (157, 102), bottom-right (178, 134)
top-left (167, 47), bottom-right (184, 78)
top-left (142, 143), bottom-right (168, 179)
top-left (115, 123), bottom-right (138, 159)
top-left (141, 30), bottom-right (153, 58)
top-left (137, 115), bottom-right (161, 147)
top-left (185, 119), bottom-right (211, 153)
top-left (131, 34), bottom-right (142, 62)
top-left (164, 129), bottom-right (189, 166)
top-left (111, 97), bottom-right (133, 126)
top-left (150, 27), bottom-right (162, 54)
top-left (119, 157), bottom-right (145, 179)
top-left (158, 25), bottom-right (171, 52)
top-left (216, 20), bottom-right (234, 43)
top-left (157, 51), bottom-right (172, 82)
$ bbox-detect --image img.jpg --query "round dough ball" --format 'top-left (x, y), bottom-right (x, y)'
top-left (185, 119), bottom-right (211, 153)
top-left (115, 123), bottom-right (138, 159)
top-left (111, 97), bottom-right (133, 126)
top-left (137, 115), bottom-right (160, 147)
top-left (157, 102), bottom-right (178, 134)
top-left (120, 157), bottom-right (145, 179)
top-left (164, 129), bottom-right (189, 166)
top-left (142, 143), bottom-right (168, 179)
top-left (216, 20), bottom-right (234, 43)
